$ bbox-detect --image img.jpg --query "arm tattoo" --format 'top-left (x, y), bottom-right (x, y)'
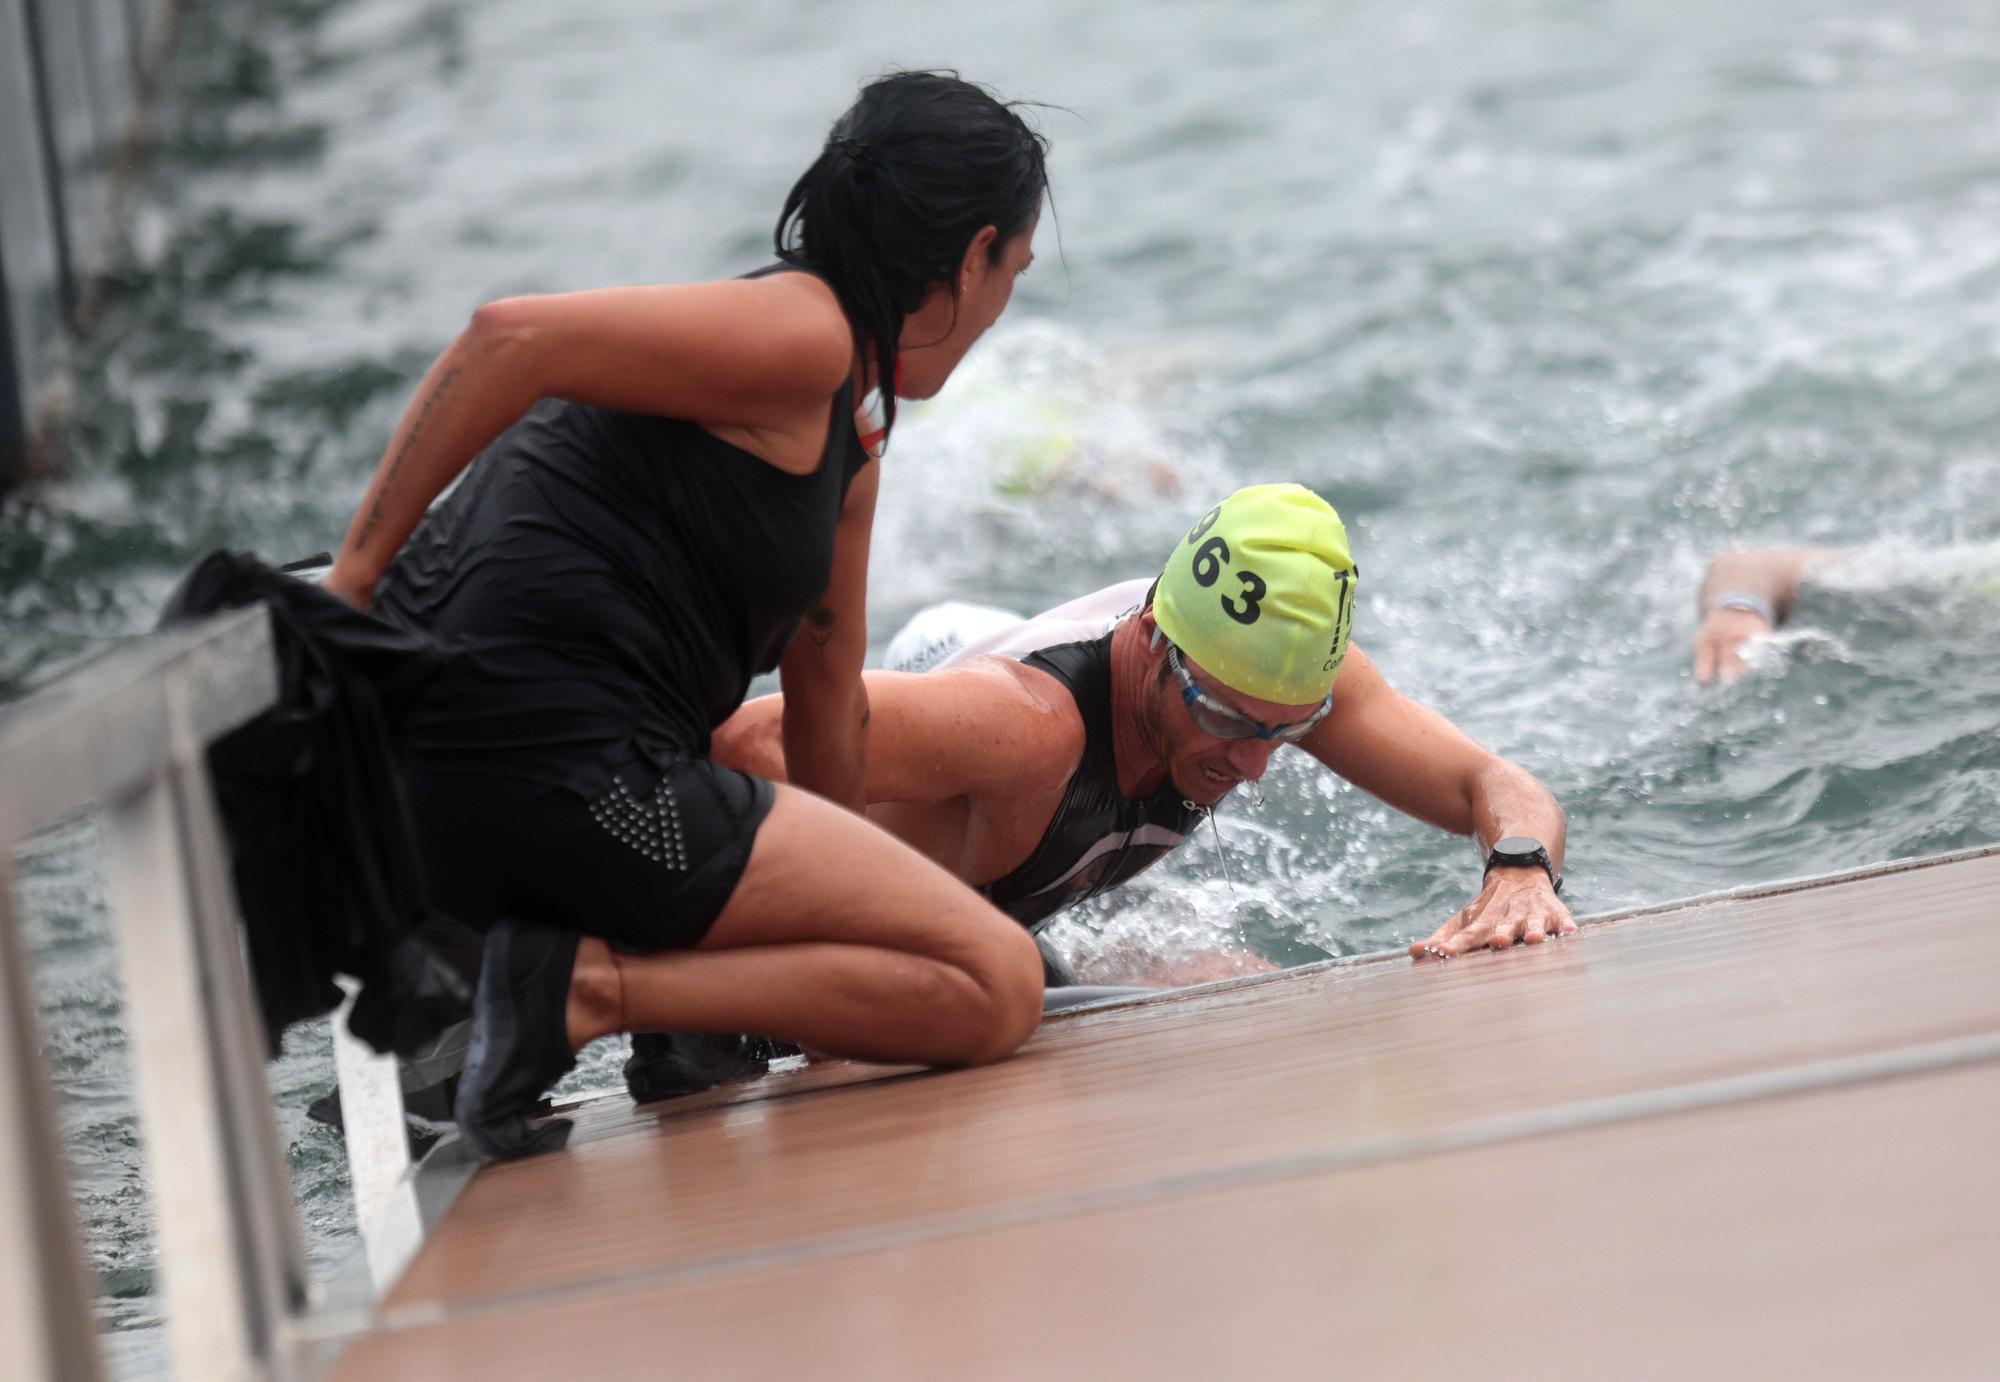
top-left (804, 603), bottom-right (837, 649)
top-left (353, 364), bottom-right (463, 553)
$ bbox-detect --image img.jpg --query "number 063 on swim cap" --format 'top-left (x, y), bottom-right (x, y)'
top-left (1153, 483), bottom-right (1359, 706)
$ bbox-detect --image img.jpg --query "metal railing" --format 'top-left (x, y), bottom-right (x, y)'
top-left (0, 604), bottom-right (426, 1380)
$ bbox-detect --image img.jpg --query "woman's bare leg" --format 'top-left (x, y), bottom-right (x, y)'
top-left (566, 784), bottom-right (1043, 1067)
top-left (455, 785), bottom-right (1041, 1159)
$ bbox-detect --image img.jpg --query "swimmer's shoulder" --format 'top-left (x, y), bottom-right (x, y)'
top-left (921, 654), bottom-right (1086, 791)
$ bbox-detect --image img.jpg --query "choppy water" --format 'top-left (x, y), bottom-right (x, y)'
top-left (6, 0), bottom-right (2000, 1356)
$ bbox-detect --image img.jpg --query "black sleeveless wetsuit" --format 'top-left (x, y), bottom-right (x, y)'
top-left (376, 266), bottom-right (871, 950)
top-left (977, 633), bottom-right (1210, 931)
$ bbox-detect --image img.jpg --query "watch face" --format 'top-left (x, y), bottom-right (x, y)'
top-left (1493, 835), bottom-right (1545, 861)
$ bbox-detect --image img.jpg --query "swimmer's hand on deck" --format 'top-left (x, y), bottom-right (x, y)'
top-left (1410, 870), bottom-right (1576, 960)
top-left (1692, 605), bottom-right (1773, 686)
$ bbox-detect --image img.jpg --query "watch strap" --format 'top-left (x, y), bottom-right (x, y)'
top-left (1484, 839), bottom-right (1562, 894)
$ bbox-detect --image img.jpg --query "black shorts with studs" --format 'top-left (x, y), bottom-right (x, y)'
top-left (406, 747), bottom-right (776, 953)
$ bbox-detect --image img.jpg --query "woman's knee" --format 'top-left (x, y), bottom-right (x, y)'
top-left (951, 920), bottom-right (1044, 1065)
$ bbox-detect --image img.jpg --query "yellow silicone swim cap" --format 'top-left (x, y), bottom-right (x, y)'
top-left (1152, 484), bottom-right (1358, 705)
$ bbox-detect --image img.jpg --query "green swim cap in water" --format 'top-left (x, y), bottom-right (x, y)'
top-left (1153, 483), bottom-right (1359, 705)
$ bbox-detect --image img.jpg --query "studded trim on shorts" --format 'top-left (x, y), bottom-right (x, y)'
top-left (587, 774), bottom-right (690, 870)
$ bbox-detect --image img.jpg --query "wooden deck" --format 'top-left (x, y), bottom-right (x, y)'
top-left (326, 848), bottom-right (2000, 1379)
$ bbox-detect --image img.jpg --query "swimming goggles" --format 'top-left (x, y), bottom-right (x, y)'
top-left (1164, 642), bottom-right (1333, 743)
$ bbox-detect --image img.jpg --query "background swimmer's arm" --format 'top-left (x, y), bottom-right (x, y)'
top-left (1296, 646), bottom-right (1574, 957)
top-left (1692, 546), bottom-right (1844, 685)
top-left (777, 463), bottom-right (879, 812)
top-left (325, 273), bottom-right (852, 607)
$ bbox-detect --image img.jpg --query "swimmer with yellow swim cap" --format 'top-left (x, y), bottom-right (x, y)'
top-left (710, 482), bottom-right (1571, 964)
top-left (612, 484), bottom-right (1576, 1098)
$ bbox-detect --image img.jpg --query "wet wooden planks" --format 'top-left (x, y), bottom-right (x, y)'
top-left (330, 849), bottom-right (2000, 1379)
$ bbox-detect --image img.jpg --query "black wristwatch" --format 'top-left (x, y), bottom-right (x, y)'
top-left (1484, 836), bottom-right (1562, 894)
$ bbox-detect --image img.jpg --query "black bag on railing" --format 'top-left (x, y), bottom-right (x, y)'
top-left (159, 550), bottom-right (470, 1059)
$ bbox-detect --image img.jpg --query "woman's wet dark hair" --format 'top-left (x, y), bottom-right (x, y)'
top-left (775, 70), bottom-right (1050, 437)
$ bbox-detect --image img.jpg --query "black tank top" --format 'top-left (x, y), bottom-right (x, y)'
top-left (977, 633), bottom-right (1211, 929)
top-left (377, 267), bottom-right (871, 788)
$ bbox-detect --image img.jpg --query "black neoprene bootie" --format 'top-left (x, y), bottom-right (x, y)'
top-left (625, 1031), bottom-right (801, 1103)
top-left (454, 920), bottom-right (582, 1160)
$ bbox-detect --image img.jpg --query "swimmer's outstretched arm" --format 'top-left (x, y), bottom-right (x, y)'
top-left (325, 273), bottom-right (853, 608)
top-left (1296, 645), bottom-right (1574, 959)
top-left (1693, 546), bottom-right (1844, 685)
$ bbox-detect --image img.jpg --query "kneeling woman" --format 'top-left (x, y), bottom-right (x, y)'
top-left (324, 72), bottom-right (1050, 1158)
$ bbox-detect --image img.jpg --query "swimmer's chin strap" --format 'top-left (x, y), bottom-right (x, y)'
top-left (1182, 795), bottom-right (1238, 893)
